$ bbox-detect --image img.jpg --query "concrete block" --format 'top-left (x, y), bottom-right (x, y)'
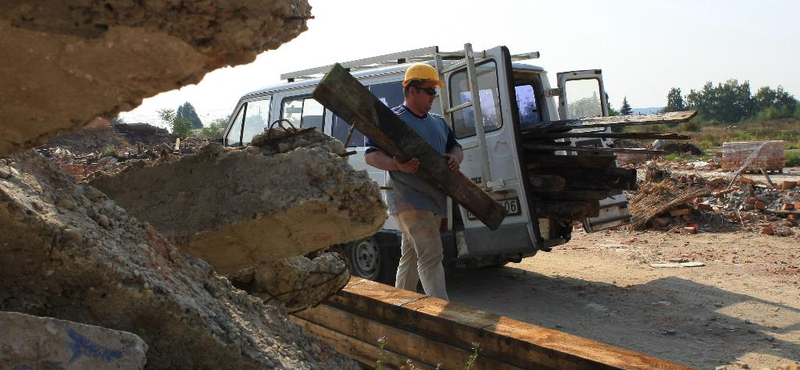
top-left (0, 311), bottom-right (147, 370)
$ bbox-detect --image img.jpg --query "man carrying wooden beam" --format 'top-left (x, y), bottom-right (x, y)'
top-left (365, 63), bottom-right (463, 300)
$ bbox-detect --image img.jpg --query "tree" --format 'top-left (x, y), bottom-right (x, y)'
top-left (620, 96), bottom-right (632, 116)
top-left (109, 115), bottom-right (126, 125)
top-left (158, 108), bottom-right (191, 139)
top-left (568, 92), bottom-right (602, 119)
top-left (662, 87), bottom-right (686, 112)
top-left (176, 102), bottom-right (203, 129)
top-left (200, 116), bottom-right (228, 139)
top-left (686, 79), bottom-right (754, 123)
top-left (753, 85), bottom-right (797, 120)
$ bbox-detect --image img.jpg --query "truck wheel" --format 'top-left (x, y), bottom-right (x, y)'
top-left (345, 237), bottom-right (397, 285)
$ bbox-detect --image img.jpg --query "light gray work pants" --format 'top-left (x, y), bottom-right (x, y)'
top-left (394, 210), bottom-right (448, 300)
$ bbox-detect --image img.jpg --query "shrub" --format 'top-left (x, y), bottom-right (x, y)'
top-left (786, 151), bottom-right (800, 167)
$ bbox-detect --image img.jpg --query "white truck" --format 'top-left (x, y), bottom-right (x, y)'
top-left (221, 44), bottom-right (633, 283)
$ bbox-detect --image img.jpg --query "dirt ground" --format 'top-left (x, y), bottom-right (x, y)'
top-left (447, 228), bottom-right (800, 370)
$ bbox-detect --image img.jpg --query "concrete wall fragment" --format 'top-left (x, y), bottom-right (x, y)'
top-left (88, 129), bottom-right (387, 275)
top-left (0, 151), bottom-right (361, 370)
top-left (0, 311), bottom-right (148, 370)
top-left (0, 0), bottom-right (311, 156)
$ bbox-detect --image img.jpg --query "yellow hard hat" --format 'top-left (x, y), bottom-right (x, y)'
top-left (402, 63), bottom-right (444, 88)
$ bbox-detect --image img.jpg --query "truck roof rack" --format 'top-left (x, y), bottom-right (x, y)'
top-left (280, 45), bottom-right (539, 82)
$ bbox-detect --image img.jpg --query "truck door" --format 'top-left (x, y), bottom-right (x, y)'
top-left (556, 70), bottom-right (631, 232)
top-left (442, 46), bottom-right (541, 258)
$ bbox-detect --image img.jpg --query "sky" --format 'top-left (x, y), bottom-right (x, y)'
top-left (120, 0), bottom-right (800, 127)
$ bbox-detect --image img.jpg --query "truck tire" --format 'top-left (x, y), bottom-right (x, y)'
top-left (345, 237), bottom-right (398, 285)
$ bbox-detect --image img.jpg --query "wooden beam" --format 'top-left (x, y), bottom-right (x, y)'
top-left (528, 175), bottom-right (566, 192)
top-left (291, 316), bottom-right (437, 370)
top-left (531, 167), bottom-right (637, 191)
top-left (312, 278), bottom-right (698, 370)
top-left (294, 305), bottom-right (524, 370)
top-left (537, 200), bottom-right (600, 219)
top-left (531, 132), bottom-right (690, 140)
top-left (312, 63), bottom-right (507, 230)
top-left (524, 144), bottom-right (664, 155)
top-left (532, 189), bottom-right (614, 202)
top-left (526, 155), bottom-right (616, 169)
top-left (548, 111), bottom-right (697, 128)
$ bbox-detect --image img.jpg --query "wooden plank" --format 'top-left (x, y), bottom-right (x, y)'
top-left (537, 200), bottom-right (600, 219)
top-left (313, 63), bottom-right (507, 230)
top-left (532, 189), bottom-right (613, 202)
top-left (291, 316), bottom-right (436, 370)
top-left (323, 278), bottom-right (698, 370)
top-left (532, 167), bottom-right (637, 191)
top-left (548, 111), bottom-right (697, 128)
top-left (526, 155), bottom-right (617, 169)
top-left (294, 305), bottom-right (524, 370)
top-left (532, 132), bottom-right (690, 140)
top-left (524, 144), bottom-right (664, 154)
top-left (528, 175), bottom-right (566, 192)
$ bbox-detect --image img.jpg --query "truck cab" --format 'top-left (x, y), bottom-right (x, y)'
top-left (222, 44), bottom-right (632, 284)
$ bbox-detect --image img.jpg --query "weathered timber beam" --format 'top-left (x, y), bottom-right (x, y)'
top-left (531, 167), bottom-right (637, 191)
top-left (528, 175), bottom-right (566, 192)
top-left (538, 200), bottom-right (600, 219)
top-left (524, 144), bottom-right (664, 154)
top-left (313, 278), bottom-right (698, 370)
top-left (526, 155), bottom-right (616, 169)
top-left (294, 305), bottom-right (524, 370)
top-left (549, 110), bottom-right (697, 128)
top-left (290, 316), bottom-right (437, 370)
top-left (532, 132), bottom-right (690, 140)
top-left (313, 64), bottom-right (506, 230)
top-left (532, 189), bottom-right (614, 202)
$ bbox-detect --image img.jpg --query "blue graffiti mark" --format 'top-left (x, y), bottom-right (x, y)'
top-left (67, 328), bottom-right (123, 364)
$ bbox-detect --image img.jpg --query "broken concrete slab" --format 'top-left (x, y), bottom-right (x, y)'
top-left (88, 129), bottom-right (387, 275)
top-left (232, 252), bottom-right (351, 313)
top-left (0, 311), bottom-right (148, 370)
top-left (0, 150), bottom-right (361, 370)
top-left (0, 0), bottom-right (311, 157)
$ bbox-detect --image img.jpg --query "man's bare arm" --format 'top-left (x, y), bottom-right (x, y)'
top-left (365, 151), bottom-right (420, 173)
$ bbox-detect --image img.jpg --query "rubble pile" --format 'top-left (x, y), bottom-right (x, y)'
top-left (629, 166), bottom-right (800, 237)
top-left (0, 151), bottom-right (361, 369)
top-left (37, 123), bottom-right (212, 181)
top-left (88, 128), bottom-right (387, 275)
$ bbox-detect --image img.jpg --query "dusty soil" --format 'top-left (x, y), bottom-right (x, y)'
top-left (447, 229), bottom-right (800, 370)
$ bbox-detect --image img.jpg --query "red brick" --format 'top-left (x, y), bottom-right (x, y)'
top-left (755, 201), bottom-right (766, 210)
top-left (783, 203), bottom-right (795, 211)
top-left (762, 226), bottom-right (775, 235)
top-left (670, 208), bottom-right (691, 216)
top-left (684, 225), bottom-right (697, 234)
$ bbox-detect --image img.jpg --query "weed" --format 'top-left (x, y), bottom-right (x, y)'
top-left (102, 145), bottom-right (115, 156)
top-left (464, 342), bottom-right (481, 370)
top-left (375, 336), bottom-right (388, 370)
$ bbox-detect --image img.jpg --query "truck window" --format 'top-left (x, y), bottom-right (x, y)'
top-left (242, 98), bottom-right (270, 144)
top-left (281, 96), bottom-right (325, 132)
top-left (515, 84), bottom-right (541, 125)
top-left (449, 61), bottom-right (503, 138)
top-left (224, 106), bottom-right (245, 147)
top-left (331, 81), bottom-right (403, 147)
top-left (565, 79), bottom-right (603, 119)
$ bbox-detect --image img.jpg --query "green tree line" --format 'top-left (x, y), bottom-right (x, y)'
top-left (662, 80), bottom-right (798, 123)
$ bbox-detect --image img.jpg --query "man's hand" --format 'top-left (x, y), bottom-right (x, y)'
top-left (444, 153), bottom-right (461, 171)
top-left (396, 157), bottom-right (420, 173)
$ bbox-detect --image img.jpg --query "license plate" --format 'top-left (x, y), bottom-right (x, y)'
top-left (466, 197), bottom-right (521, 220)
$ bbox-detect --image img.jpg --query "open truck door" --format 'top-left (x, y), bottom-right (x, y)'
top-left (556, 69), bottom-right (632, 232)
top-left (438, 44), bottom-right (541, 260)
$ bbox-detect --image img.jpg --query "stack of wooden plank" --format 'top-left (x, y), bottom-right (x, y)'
top-left (720, 141), bottom-right (785, 172)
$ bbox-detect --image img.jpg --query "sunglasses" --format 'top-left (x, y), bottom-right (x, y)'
top-left (416, 86), bottom-right (438, 96)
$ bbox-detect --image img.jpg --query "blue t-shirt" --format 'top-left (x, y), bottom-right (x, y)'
top-left (365, 105), bottom-right (461, 215)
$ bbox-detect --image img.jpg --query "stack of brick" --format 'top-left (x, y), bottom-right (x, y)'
top-left (720, 141), bottom-right (785, 172)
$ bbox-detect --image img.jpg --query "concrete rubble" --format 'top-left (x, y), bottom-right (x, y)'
top-left (0, 0), bottom-right (311, 157)
top-left (231, 252), bottom-right (351, 313)
top-left (0, 311), bottom-right (148, 370)
top-left (0, 150), bottom-right (361, 370)
top-left (88, 128), bottom-right (387, 275)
